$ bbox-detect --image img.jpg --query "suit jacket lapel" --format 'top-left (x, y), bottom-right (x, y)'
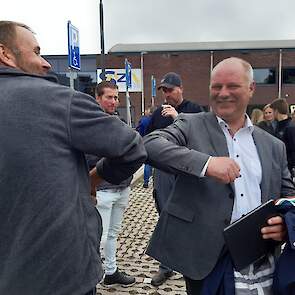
top-left (203, 112), bottom-right (229, 157)
top-left (252, 127), bottom-right (272, 203)
top-left (204, 113), bottom-right (235, 193)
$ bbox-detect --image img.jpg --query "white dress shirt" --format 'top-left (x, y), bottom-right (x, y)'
top-left (217, 115), bottom-right (262, 222)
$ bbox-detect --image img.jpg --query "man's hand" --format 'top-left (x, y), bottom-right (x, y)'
top-left (161, 105), bottom-right (178, 119)
top-left (89, 167), bottom-right (103, 204)
top-left (261, 215), bottom-right (286, 242)
top-left (205, 157), bottom-right (240, 183)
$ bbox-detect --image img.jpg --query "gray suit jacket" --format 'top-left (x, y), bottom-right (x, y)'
top-left (0, 67), bottom-right (146, 295)
top-left (144, 112), bottom-right (295, 280)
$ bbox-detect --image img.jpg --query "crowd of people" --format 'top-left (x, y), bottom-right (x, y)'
top-left (251, 99), bottom-right (295, 179)
top-left (0, 20), bottom-right (295, 295)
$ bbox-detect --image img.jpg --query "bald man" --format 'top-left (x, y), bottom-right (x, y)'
top-left (144, 57), bottom-right (295, 294)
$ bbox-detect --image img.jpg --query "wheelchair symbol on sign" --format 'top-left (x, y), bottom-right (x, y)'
top-left (72, 51), bottom-right (78, 67)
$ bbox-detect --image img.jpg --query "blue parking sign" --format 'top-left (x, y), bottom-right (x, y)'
top-left (67, 21), bottom-right (81, 70)
top-left (125, 59), bottom-right (132, 89)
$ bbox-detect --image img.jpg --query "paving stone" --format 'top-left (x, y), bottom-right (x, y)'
top-left (95, 179), bottom-right (186, 294)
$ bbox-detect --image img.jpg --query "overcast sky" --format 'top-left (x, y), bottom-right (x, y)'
top-left (1, 0), bottom-right (295, 55)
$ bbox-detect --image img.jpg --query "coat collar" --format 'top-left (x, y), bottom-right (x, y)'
top-left (0, 66), bottom-right (58, 83)
top-left (203, 112), bottom-right (229, 157)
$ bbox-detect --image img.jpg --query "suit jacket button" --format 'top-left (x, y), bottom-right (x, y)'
top-left (229, 192), bottom-right (234, 199)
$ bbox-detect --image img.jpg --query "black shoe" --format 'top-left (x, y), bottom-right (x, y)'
top-left (143, 183), bottom-right (149, 188)
top-left (151, 270), bottom-right (174, 287)
top-left (102, 268), bottom-right (136, 287)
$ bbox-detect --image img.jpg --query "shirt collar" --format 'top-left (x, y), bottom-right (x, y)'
top-left (216, 114), bottom-right (254, 134)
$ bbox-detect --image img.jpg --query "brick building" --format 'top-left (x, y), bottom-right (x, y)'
top-left (46, 40), bottom-right (295, 125)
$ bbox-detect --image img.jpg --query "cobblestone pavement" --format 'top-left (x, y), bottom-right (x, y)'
top-left (96, 180), bottom-right (186, 295)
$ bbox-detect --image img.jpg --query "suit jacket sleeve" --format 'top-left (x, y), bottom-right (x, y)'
top-left (68, 91), bottom-right (147, 184)
top-left (279, 139), bottom-right (295, 197)
top-left (144, 113), bottom-right (210, 177)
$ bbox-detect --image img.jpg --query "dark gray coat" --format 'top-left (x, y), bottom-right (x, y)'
top-left (0, 67), bottom-right (146, 295)
top-left (144, 111), bottom-right (295, 280)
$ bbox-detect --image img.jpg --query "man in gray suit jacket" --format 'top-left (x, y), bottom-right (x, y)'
top-left (144, 57), bottom-right (295, 294)
top-left (0, 21), bottom-right (146, 295)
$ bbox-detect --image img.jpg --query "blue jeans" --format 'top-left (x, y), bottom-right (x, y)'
top-left (144, 164), bottom-right (152, 184)
top-left (96, 187), bottom-right (131, 275)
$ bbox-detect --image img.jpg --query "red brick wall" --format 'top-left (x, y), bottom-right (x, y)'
top-left (97, 49), bottom-right (295, 124)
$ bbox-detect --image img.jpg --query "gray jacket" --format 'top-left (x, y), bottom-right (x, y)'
top-left (0, 67), bottom-right (146, 295)
top-left (144, 112), bottom-right (295, 280)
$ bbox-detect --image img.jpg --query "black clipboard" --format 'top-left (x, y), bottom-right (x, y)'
top-left (223, 199), bottom-right (278, 271)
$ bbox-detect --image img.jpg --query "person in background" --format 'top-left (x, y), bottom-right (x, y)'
top-left (86, 81), bottom-right (136, 288)
top-left (257, 103), bottom-right (276, 136)
top-left (270, 98), bottom-right (295, 177)
top-left (250, 108), bottom-right (263, 125)
top-left (270, 98), bottom-right (291, 140)
top-left (0, 21), bottom-right (146, 295)
top-left (146, 72), bottom-right (203, 287)
top-left (136, 108), bottom-right (153, 188)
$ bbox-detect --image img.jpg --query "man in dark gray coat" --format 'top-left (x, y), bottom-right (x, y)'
top-left (0, 21), bottom-right (146, 295)
top-left (144, 57), bottom-right (295, 294)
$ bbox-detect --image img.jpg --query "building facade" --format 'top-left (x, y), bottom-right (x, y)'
top-left (46, 40), bottom-right (295, 125)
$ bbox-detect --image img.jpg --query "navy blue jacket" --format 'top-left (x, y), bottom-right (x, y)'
top-left (146, 99), bottom-right (203, 134)
top-left (136, 115), bottom-right (151, 136)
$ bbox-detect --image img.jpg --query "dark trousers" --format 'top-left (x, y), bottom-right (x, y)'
top-left (184, 276), bottom-right (203, 295)
top-left (153, 186), bottom-right (173, 273)
top-left (84, 288), bottom-right (96, 295)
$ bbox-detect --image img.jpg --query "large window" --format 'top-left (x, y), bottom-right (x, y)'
top-left (282, 68), bottom-right (295, 84)
top-left (253, 68), bottom-right (276, 84)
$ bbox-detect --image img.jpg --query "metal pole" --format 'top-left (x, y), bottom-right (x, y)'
top-left (99, 0), bottom-right (106, 80)
top-left (126, 88), bottom-right (132, 127)
top-left (69, 70), bottom-right (77, 90)
top-left (140, 52), bottom-right (145, 115)
top-left (69, 69), bottom-right (74, 89)
top-left (209, 51), bottom-right (214, 111)
top-left (210, 50), bottom-right (214, 75)
top-left (125, 58), bottom-right (132, 127)
top-left (278, 49), bottom-right (282, 98)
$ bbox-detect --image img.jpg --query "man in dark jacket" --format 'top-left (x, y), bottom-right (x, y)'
top-left (270, 98), bottom-right (295, 175)
top-left (0, 21), bottom-right (146, 295)
top-left (86, 81), bottom-right (136, 287)
top-left (146, 72), bottom-right (203, 286)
